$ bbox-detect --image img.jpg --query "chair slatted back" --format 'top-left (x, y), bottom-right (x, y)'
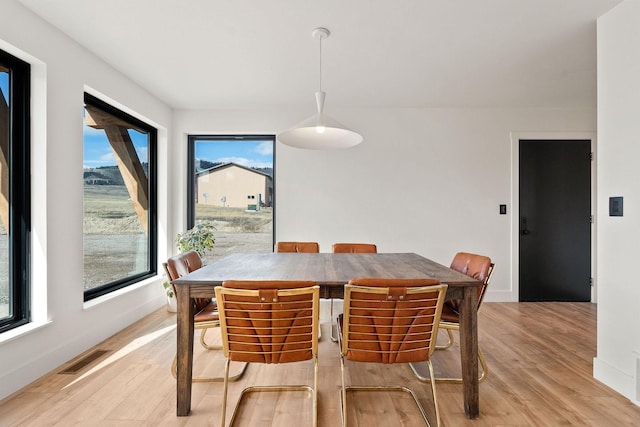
top-left (332, 243), bottom-right (377, 253)
top-left (216, 280), bottom-right (319, 364)
top-left (341, 278), bottom-right (447, 364)
top-left (275, 241), bottom-right (320, 253)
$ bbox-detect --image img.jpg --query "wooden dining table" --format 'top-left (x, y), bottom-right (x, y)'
top-left (171, 252), bottom-right (483, 419)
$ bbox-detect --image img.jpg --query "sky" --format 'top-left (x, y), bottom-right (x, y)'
top-left (0, 73), bottom-right (8, 106)
top-left (195, 139), bottom-right (273, 169)
top-left (83, 116), bottom-right (148, 168)
top-left (84, 134), bottom-right (273, 170)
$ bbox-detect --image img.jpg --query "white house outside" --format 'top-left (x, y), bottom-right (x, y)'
top-left (195, 162), bottom-right (273, 209)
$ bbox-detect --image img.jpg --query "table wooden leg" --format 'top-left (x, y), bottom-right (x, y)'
top-left (176, 285), bottom-right (195, 416)
top-left (459, 286), bottom-right (480, 418)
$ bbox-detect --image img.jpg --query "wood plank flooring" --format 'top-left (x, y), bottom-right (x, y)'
top-left (2, 302), bottom-right (640, 426)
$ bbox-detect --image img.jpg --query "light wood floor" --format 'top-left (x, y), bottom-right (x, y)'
top-left (2, 302), bottom-right (640, 426)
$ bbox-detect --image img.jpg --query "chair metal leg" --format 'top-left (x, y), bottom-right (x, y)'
top-left (313, 353), bottom-right (319, 427)
top-left (221, 357), bottom-right (230, 427)
top-left (435, 328), bottom-right (454, 350)
top-left (426, 359), bottom-right (440, 427)
top-left (171, 354), bottom-right (248, 383)
top-left (340, 354), bottom-right (347, 427)
top-left (199, 327), bottom-right (222, 350)
top-left (340, 385), bottom-right (434, 426)
top-left (409, 343), bottom-right (488, 383)
top-left (477, 345), bottom-right (488, 382)
top-left (340, 356), bottom-right (437, 427)
top-left (225, 357), bottom-right (318, 427)
top-left (330, 299), bottom-right (339, 342)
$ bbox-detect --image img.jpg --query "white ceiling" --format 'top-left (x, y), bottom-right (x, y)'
top-left (19, 0), bottom-right (622, 110)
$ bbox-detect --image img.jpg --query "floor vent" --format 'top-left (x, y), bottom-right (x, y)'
top-left (59, 349), bottom-right (110, 375)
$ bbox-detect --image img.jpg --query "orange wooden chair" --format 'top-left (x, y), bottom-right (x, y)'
top-left (332, 243), bottom-right (377, 253)
top-left (216, 280), bottom-right (320, 427)
top-left (275, 241), bottom-right (320, 253)
top-left (412, 252), bottom-right (494, 383)
top-left (164, 251), bottom-right (247, 382)
top-left (338, 278), bottom-right (447, 427)
top-left (330, 243), bottom-right (378, 341)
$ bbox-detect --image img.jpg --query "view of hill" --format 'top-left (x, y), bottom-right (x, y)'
top-left (83, 164), bottom-right (149, 185)
top-left (198, 160), bottom-right (223, 170)
top-left (84, 161), bottom-right (271, 186)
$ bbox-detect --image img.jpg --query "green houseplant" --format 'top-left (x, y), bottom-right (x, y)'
top-left (164, 221), bottom-right (216, 312)
top-left (175, 221), bottom-right (216, 257)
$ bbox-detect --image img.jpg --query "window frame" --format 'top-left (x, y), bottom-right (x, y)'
top-left (83, 93), bottom-right (158, 301)
top-left (186, 134), bottom-right (275, 245)
top-left (0, 49), bottom-right (31, 333)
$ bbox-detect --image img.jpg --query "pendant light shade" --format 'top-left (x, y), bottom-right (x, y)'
top-left (278, 28), bottom-right (363, 150)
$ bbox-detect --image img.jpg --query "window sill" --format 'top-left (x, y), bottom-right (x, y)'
top-left (83, 275), bottom-right (163, 310)
top-left (0, 320), bottom-right (53, 346)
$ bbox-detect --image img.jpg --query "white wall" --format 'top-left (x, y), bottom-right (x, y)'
top-left (595, 0), bottom-right (640, 404)
top-left (0, 0), bottom-right (172, 401)
top-left (173, 107), bottom-right (595, 303)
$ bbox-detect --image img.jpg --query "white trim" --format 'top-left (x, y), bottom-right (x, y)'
top-left (83, 276), bottom-right (164, 310)
top-left (594, 356), bottom-right (637, 405)
top-left (482, 290), bottom-right (515, 303)
top-left (83, 85), bottom-right (164, 130)
top-left (0, 320), bottom-right (52, 346)
top-left (0, 40), bottom-right (50, 329)
top-left (509, 131), bottom-right (597, 303)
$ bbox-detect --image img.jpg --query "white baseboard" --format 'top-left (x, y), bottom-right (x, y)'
top-left (593, 356), bottom-right (638, 406)
top-left (483, 290), bottom-right (515, 302)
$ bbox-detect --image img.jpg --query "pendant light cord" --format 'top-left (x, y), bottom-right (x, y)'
top-left (318, 34), bottom-right (323, 93)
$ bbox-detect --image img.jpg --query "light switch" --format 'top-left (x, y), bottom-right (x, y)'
top-left (609, 197), bottom-right (623, 216)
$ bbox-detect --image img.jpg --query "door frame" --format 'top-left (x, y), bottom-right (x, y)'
top-left (510, 132), bottom-right (597, 303)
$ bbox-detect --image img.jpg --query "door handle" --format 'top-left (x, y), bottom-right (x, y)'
top-left (520, 217), bottom-right (530, 236)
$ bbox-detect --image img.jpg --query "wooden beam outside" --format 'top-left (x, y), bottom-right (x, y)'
top-left (0, 87), bottom-right (9, 233)
top-left (102, 125), bottom-right (149, 236)
top-left (85, 104), bottom-right (146, 134)
top-left (0, 65), bottom-right (8, 73)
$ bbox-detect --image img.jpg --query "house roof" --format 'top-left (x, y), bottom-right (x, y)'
top-left (197, 162), bottom-right (273, 180)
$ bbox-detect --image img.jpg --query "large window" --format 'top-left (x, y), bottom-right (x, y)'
top-left (187, 135), bottom-right (274, 263)
top-left (0, 49), bottom-right (30, 333)
top-left (83, 93), bottom-right (157, 301)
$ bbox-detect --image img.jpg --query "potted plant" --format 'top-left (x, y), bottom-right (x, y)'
top-left (163, 280), bottom-right (177, 312)
top-left (163, 221), bottom-right (216, 312)
top-left (175, 221), bottom-right (216, 257)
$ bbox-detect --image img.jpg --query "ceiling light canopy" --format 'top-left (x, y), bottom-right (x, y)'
top-left (278, 27), bottom-right (363, 150)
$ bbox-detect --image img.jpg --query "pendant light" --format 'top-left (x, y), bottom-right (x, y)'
top-left (278, 27), bottom-right (363, 150)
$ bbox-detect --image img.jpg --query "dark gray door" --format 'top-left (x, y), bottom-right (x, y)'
top-left (519, 139), bottom-right (591, 301)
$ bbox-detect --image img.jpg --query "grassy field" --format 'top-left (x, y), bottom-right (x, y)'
top-left (193, 204), bottom-right (273, 263)
top-left (82, 185), bottom-right (273, 286)
top-left (83, 185), bottom-right (273, 235)
top-left (195, 204), bottom-right (273, 232)
top-left (84, 185), bottom-right (146, 234)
